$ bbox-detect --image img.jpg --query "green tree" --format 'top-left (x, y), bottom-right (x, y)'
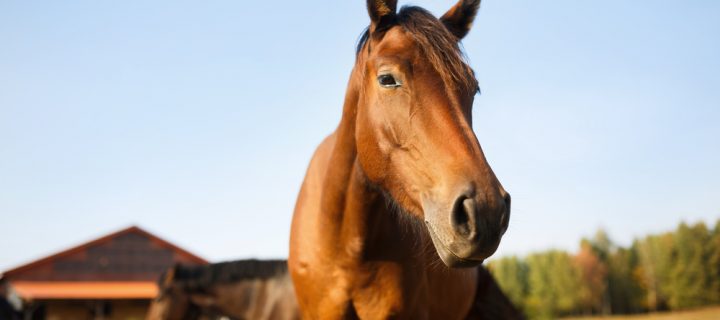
top-left (710, 220), bottom-right (720, 304)
top-left (488, 256), bottom-right (529, 311)
top-left (525, 250), bottom-right (583, 319)
top-left (575, 240), bottom-right (608, 315)
top-left (667, 222), bottom-right (714, 309)
top-left (588, 229), bottom-right (613, 314)
top-left (607, 247), bottom-right (643, 314)
top-left (633, 232), bottom-right (675, 311)
top-left (485, 219), bottom-right (720, 318)
top-left (590, 229), bottom-right (612, 262)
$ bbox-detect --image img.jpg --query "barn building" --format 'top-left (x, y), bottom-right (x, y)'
top-left (1, 226), bottom-right (208, 320)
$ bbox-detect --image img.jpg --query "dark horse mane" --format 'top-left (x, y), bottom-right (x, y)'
top-left (161, 259), bottom-right (288, 291)
top-left (356, 6), bottom-right (478, 93)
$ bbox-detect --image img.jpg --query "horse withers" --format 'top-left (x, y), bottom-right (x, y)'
top-left (288, 0), bottom-right (511, 318)
top-left (147, 259), bottom-right (299, 320)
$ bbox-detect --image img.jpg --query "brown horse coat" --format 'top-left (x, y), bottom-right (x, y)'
top-left (289, 1), bottom-right (511, 319)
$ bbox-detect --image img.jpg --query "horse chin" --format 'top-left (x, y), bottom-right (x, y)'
top-left (425, 222), bottom-right (484, 268)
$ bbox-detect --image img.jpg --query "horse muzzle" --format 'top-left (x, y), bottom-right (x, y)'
top-left (424, 192), bottom-right (510, 268)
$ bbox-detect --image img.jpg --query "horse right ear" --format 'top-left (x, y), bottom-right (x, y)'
top-left (367, 0), bottom-right (397, 32)
top-left (162, 264), bottom-right (178, 288)
top-left (440, 0), bottom-right (481, 39)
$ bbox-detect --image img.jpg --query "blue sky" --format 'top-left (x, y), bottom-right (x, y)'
top-left (1, 0), bottom-right (718, 271)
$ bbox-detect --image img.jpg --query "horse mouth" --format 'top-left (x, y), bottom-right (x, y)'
top-left (426, 222), bottom-right (484, 268)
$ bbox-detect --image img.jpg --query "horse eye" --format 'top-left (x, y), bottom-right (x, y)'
top-left (378, 74), bottom-right (400, 88)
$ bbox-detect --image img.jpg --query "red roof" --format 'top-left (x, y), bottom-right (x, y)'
top-left (2, 225), bottom-right (208, 299)
top-left (4, 226), bottom-right (207, 278)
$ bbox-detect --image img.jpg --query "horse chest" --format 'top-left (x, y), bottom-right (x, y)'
top-left (347, 261), bottom-right (477, 320)
top-left (348, 262), bottom-right (418, 319)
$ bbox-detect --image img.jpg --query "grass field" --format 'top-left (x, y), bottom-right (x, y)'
top-left (564, 306), bottom-right (720, 320)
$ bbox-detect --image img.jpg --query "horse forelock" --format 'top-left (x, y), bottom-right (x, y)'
top-left (356, 6), bottom-right (478, 94)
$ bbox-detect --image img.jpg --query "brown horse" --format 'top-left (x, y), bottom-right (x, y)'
top-left (288, 0), bottom-right (511, 318)
top-left (146, 260), bottom-right (299, 320)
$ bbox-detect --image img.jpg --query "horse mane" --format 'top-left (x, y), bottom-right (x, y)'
top-left (160, 259), bottom-right (288, 291)
top-left (356, 6), bottom-right (478, 93)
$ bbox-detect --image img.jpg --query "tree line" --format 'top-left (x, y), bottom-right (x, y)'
top-left (487, 219), bottom-right (720, 319)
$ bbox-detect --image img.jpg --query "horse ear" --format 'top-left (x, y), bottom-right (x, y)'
top-left (440, 0), bottom-right (481, 39)
top-left (161, 265), bottom-right (178, 288)
top-left (367, 0), bottom-right (397, 31)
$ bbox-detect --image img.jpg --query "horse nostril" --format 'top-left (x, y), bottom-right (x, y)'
top-left (451, 196), bottom-right (475, 238)
top-left (503, 193), bottom-right (511, 211)
top-left (500, 193), bottom-right (511, 233)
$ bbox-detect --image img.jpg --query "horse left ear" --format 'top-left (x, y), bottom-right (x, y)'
top-left (161, 265), bottom-right (178, 288)
top-left (440, 0), bottom-right (481, 39)
top-left (367, 0), bottom-right (398, 32)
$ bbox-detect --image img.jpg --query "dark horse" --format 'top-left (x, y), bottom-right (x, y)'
top-left (146, 260), bottom-right (299, 320)
top-left (0, 279), bottom-right (22, 320)
top-left (289, 0), bottom-right (511, 318)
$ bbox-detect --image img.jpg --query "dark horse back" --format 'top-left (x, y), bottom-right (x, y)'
top-left (465, 266), bottom-right (525, 320)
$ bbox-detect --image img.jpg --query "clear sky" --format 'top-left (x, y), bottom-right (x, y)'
top-left (1, 0), bottom-right (719, 271)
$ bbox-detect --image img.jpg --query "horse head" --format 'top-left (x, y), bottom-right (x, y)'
top-left (354, 0), bottom-right (510, 267)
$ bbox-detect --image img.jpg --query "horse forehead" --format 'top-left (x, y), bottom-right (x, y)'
top-left (373, 27), bottom-right (417, 58)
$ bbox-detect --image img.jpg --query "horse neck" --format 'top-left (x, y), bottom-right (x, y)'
top-left (319, 58), bottom-right (425, 260)
top-left (200, 280), bottom-right (257, 319)
top-left (318, 56), bottom-right (368, 232)
top-left (255, 273), bottom-right (298, 319)
top-left (212, 275), bottom-right (294, 320)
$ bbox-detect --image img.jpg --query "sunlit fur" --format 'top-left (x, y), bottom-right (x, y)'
top-left (289, 1), bottom-right (510, 318)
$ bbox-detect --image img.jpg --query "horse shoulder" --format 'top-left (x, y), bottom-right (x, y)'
top-left (289, 132), bottom-right (336, 267)
top-left (290, 132), bottom-right (354, 318)
top-left (292, 132), bottom-right (336, 225)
